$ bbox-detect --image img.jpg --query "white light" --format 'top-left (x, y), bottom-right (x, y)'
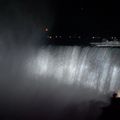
top-left (117, 90), bottom-right (120, 97)
top-left (48, 36), bottom-right (52, 39)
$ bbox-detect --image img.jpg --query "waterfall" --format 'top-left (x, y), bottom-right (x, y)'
top-left (27, 46), bottom-right (120, 94)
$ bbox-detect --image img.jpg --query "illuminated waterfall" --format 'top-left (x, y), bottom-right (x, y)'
top-left (27, 47), bottom-right (120, 93)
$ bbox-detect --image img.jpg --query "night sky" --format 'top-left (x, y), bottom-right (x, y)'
top-left (0, 0), bottom-right (120, 35)
top-left (53, 0), bottom-right (120, 34)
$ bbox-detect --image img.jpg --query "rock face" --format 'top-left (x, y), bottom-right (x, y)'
top-left (100, 93), bottom-right (120, 120)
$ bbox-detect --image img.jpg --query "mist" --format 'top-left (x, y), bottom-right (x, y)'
top-left (0, 44), bottom-right (119, 120)
top-left (0, 0), bottom-right (55, 47)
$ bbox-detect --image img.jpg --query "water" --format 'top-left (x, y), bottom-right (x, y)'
top-left (27, 46), bottom-right (120, 94)
top-left (0, 46), bottom-right (120, 119)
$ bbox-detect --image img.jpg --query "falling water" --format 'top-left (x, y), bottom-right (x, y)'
top-left (1, 46), bottom-right (120, 119)
top-left (27, 46), bottom-right (120, 94)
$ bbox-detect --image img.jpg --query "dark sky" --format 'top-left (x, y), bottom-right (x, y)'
top-left (54, 0), bottom-right (120, 34)
top-left (0, 0), bottom-right (120, 36)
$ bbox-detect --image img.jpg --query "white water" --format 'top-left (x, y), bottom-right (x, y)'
top-left (27, 46), bottom-right (120, 94)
